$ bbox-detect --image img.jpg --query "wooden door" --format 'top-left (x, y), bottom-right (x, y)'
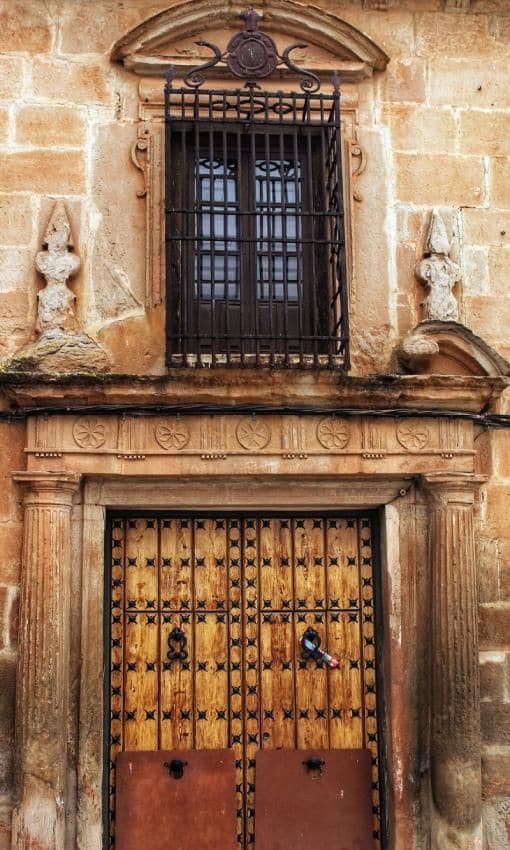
top-left (108, 515), bottom-right (382, 848)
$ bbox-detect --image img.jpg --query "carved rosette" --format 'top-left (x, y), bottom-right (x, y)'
top-left (236, 417), bottom-right (271, 451)
top-left (396, 420), bottom-right (431, 452)
top-left (73, 416), bottom-right (107, 449)
top-left (155, 418), bottom-right (190, 451)
top-left (316, 417), bottom-right (350, 450)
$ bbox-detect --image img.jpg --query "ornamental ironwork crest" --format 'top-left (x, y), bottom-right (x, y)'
top-left (169, 8), bottom-right (321, 92)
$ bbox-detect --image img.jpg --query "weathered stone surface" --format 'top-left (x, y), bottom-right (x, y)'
top-left (6, 332), bottom-right (110, 375)
top-left (460, 111), bottom-right (510, 157)
top-left (429, 59), bottom-right (510, 108)
top-left (479, 604), bottom-right (510, 649)
top-left (489, 158), bottom-right (510, 209)
top-left (0, 151), bottom-right (85, 194)
top-left (482, 752), bottom-right (510, 800)
top-left (0, 197), bottom-right (33, 247)
top-left (385, 104), bottom-right (457, 153)
top-left (15, 105), bottom-right (86, 148)
top-left (31, 57), bottom-right (110, 106)
top-left (396, 154), bottom-right (485, 206)
top-left (60, 3), bottom-right (142, 54)
top-left (382, 57), bottom-right (426, 103)
top-left (0, 55), bottom-right (23, 101)
top-left (463, 210), bottom-right (510, 247)
top-left (0, 1), bottom-right (51, 54)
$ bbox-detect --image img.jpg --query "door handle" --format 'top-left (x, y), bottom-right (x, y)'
top-left (299, 627), bottom-right (340, 669)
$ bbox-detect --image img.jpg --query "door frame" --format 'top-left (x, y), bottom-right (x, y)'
top-left (75, 473), bottom-right (428, 850)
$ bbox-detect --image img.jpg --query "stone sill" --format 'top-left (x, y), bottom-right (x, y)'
top-left (0, 370), bottom-right (507, 415)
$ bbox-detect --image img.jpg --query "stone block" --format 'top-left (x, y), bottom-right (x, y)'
top-left (385, 104), bottom-right (457, 154)
top-left (416, 12), bottom-right (498, 59)
top-left (482, 751), bottom-right (510, 800)
top-left (479, 604), bottom-right (510, 650)
top-left (0, 55), bottom-right (23, 101)
top-left (395, 154), bottom-right (484, 206)
top-left (477, 536), bottom-right (500, 604)
top-left (463, 209), bottom-right (510, 247)
top-left (0, 195), bottom-right (34, 246)
top-left (488, 246), bottom-right (510, 297)
top-left (465, 296), bottom-right (510, 345)
top-left (462, 246), bottom-right (489, 296)
top-left (480, 654), bottom-right (508, 702)
top-left (31, 57), bottom-right (110, 106)
top-left (0, 654), bottom-right (15, 794)
top-left (382, 58), bottom-right (426, 103)
top-left (0, 151), bottom-right (85, 194)
top-left (332, 8), bottom-right (415, 58)
top-left (500, 540), bottom-right (510, 601)
top-left (15, 105), bottom-right (86, 147)
top-left (0, 1), bottom-right (51, 53)
top-left (429, 60), bottom-right (510, 109)
top-left (0, 248), bottom-right (32, 294)
top-left (482, 703), bottom-right (510, 744)
top-left (0, 108), bottom-right (8, 145)
top-left (490, 158), bottom-right (510, 209)
top-left (59, 3), bottom-right (142, 54)
top-left (0, 524), bottom-right (22, 585)
top-left (460, 111), bottom-right (510, 157)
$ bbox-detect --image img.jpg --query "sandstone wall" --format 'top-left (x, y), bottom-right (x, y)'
top-left (0, 1), bottom-right (509, 848)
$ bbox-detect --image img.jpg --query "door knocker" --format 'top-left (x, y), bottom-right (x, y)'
top-left (167, 627), bottom-right (188, 662)
top-left (299, 627), bottom-right (340, 669)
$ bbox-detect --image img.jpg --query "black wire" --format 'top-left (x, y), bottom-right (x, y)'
top-left (0, 402), bottom-right (510, 428)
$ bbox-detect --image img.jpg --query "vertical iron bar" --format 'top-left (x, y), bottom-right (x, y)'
top-left (222, 93), bottom-right (231, 365)
top-left (180, 91), bottom-right (188, 363)
top-left (193, 90), bottom-right (202, 365)
top-left (333, 87), bottom-right (349, 366)
top-left (236, 90), bottom-right (245, 364)
top-left (292, 92), bottom-right (304, 366)
top-left (208, 99), bottom-right (217, 365)
top-left (305, 98), bottom-right (319, 366)
top-left (277, 94), bottom-right (289, 366)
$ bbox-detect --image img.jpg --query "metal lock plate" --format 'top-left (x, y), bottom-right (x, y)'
top-left (255, 749), bottom-right (373, 850)
top-left (115, 749), bottom-right (237, 850)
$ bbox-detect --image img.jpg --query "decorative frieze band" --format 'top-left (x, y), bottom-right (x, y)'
top-left (26, 414), bottom-right (474, 469)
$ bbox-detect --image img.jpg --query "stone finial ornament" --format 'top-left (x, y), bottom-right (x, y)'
top-left (416, 209), bottom-right (460, 322)
top-left (35, 201), bottom-right (79, 336)
top-left (5, 201), bottom-right (110, 374)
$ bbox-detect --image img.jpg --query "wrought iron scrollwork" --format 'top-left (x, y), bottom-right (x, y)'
top-left (176, 9), bottom-right (320, 93)
top-left (167, 627), bottom-right (188, 662)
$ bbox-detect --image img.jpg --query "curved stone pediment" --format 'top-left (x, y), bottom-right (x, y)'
top-left (110, 0), bottom-right (390, 81)
top-left (397, 320), bottom-right (510, 378)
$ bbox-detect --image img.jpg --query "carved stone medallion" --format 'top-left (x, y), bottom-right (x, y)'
top-left (396, 421), bottom-right (431, 452)
top-left (155, 418), bottom-right (190, 451)
top-left (236, 417), bottom-right (271, 450)
top-left (316, 418), bottom-right (350, 450)
top-left (72, 416), bottom-right (107, 449)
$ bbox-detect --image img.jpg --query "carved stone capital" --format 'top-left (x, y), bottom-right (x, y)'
top-left (13, 470), bottom-right (82, 506)
top-left (421, 471), bottom-right (486, 506)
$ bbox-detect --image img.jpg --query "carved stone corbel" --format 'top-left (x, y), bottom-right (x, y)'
top-left (421, 472), bottom-right (485, 850)
top-left (4, 202), bottom-right (110, 374)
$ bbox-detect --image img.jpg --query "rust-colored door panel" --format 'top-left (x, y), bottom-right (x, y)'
top-left (255, 749), bottom-right (373, 850)
top-left (115, 749), bottom-right (237, 850)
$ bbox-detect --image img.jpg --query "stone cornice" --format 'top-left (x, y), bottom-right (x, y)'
top-left (0, 372), bottom-right (507, 415)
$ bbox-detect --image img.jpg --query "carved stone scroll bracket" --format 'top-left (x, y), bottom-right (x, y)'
top-left (131, 132), bottom-right (150, 199)
top-left (3, 202), bottom-right (110, 374)
top-left (11, 472), bottom-right (82, 850)
top-left (416, 209), bottom-right (461, 323)
top-left (421, 472), bottom-right (486, 850)
top-left (396, 320), bottom-right (510, 377)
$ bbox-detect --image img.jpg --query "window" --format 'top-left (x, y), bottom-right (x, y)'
top-left (164, 14), bottom-right (349, 367)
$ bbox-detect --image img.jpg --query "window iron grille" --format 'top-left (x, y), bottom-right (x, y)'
top-left (164, 10), bottom-right (349, 369)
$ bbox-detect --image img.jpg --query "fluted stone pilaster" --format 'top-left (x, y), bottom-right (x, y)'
top-left (422, 472), bottom-right (485, 850)
top-left (11, 472), bottom-right (81, 850)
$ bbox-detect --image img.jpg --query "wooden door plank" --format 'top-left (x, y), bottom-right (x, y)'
top-left (124, 518), bottom-right (158, 612)
top-left (260, 612), bottom-right (296, 749)
top-left (159, 518), bottom-right (192, 611)
top-left (293, 517), bottom-right (327, 612)
top-left (326, 610), bottom-right (363, 748)
top-left (294, 611), bottom-right (329, 749)
top-left (124, 612), bottom-right (159, 750)
top-left (160, 612), bottom-right (194, 749)
top-left (259, 518), bottom-right (293, 611)
top-left (325, 517), bottom-right (360, 610)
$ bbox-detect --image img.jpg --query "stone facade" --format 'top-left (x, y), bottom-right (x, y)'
top-left (0, 1), bottom-right (509, 849)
